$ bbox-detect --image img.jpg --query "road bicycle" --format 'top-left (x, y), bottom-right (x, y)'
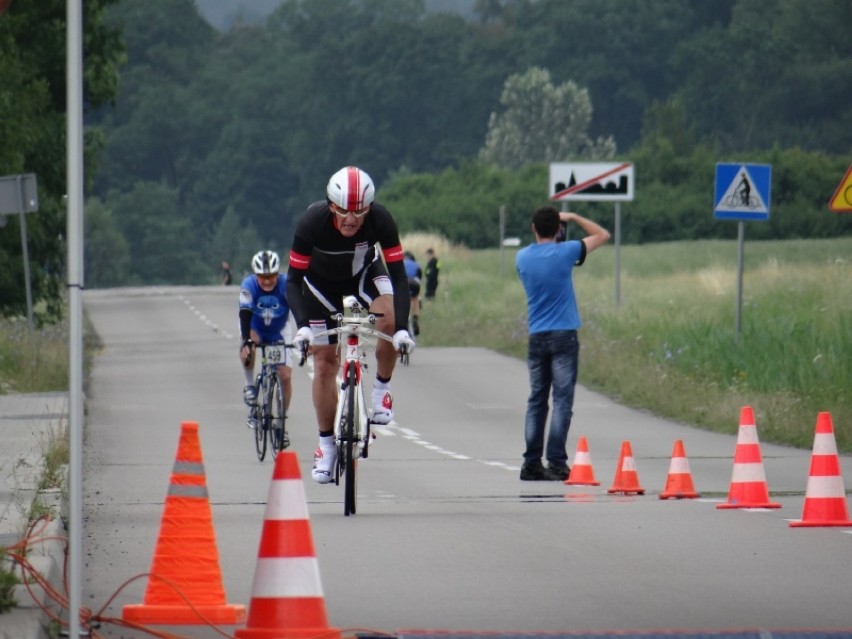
top-left (247, 341), bottom-right (291, 462)
top-left (723, 192), bottom-right (760, 209)
top-left (300, 296), bottom-right (408, 516)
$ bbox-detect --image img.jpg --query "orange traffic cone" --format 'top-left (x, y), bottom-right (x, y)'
top-left (717, 406), bottom-right (780, 509)
top-left (565, 436), bottom-right (600, 486)
top-left (236, 452), bottom-right (341, 639)
top-left (790, 412), bottom-right (852, 527)
top-left (607, 440), bottom-right (645, 495)
top-left (659, 439), bottom-right (700, 499)
top-left (123, 421), bottom-right (245, 625)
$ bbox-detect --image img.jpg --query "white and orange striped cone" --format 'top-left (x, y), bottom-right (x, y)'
top-left (790, 412), bottom-right (852, 528)
top-left (236, 452), bottom-right (341, 639)
top-left (607, 440), bottom-right (645, 495)
top-left (717, 406), bottom-right (780, 509)
top-left (659, 439), bottom-right (700, 499)
top-left (565, 436), bottom-right (600, 486)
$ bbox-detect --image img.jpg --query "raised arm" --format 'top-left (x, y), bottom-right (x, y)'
top-left (559, 212), bottom-right (611, 254)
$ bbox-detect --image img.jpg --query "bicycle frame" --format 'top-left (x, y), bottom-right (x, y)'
top-left (306, 297), bottom-right (399, 515)
top-left (252, 341), bottom-right (290, 462)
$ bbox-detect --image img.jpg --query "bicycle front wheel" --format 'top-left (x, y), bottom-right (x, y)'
top-left (254, 376), bottom-right (267, 462)
top-left (268, 373), bottom-right (288, 458)
top-left (342, 365), bottom-right (358, 516)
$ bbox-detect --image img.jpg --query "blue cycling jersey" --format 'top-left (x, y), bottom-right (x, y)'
top-left (239, 274), bottom-right (291, 343)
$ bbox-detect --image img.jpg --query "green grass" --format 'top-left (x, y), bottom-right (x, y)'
top-left (409, 234), bottom-right (852, 453)
top-left (0, 317), bottom-right (69, 394)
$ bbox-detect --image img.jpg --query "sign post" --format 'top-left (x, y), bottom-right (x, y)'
top-left (0, 173), bottom-right (39, 331)
top-left (714, 163), bottom-right (772, 341)
top-left (549, 162), bottom-right (634, 305)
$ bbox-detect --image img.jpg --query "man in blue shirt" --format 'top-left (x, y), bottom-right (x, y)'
top-left (515, 206), bottom-right (610, 481)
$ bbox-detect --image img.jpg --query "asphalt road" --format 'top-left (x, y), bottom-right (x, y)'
top-left (80, 285), bottom-right (852, 638)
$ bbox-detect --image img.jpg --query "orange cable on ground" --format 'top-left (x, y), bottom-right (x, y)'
top-left (565, 436), bottom-right (600, 486)
top-left (236, 451), bottom-right (341, 639)
top-left (790, 412), bottom-right (852, 527)
top-left (717, 406), bottom-right (780, 509)
top-left (607, 440), bottom-right (645, 495)
top-left (659, 439), bottom-right (700, 499)
top-left (122, 421), bottom-right (246, 625)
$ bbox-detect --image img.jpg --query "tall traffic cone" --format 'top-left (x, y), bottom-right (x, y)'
top-left (607, 440), bottom-right (645, 495)
top-left (659, 439), bottom-right (700, 499)
top-left (236, 452), bottom-right (341, 639)
top-left (123, 421), bottom-right (245, 625)
top-left (717, 406), bottom-right (780, 509)
top-left (790, 412), bottom-right (852, 527)
top-left (565, 436), bottom-right (600, 486)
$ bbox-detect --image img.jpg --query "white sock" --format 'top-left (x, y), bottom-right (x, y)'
top-left (244, 369), bottom-right (254, 385)
top-left (374, 378), bottom-right (390, 392)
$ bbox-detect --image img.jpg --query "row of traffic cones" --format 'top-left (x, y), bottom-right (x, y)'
top-left (568, 435), bottom-right (690, 497)
top-left (121, 409), bottom-right (850, 635)
top-left (122, 421), bottom-right (341, 638)
top-left (567, 407), bottom-right (852, 527)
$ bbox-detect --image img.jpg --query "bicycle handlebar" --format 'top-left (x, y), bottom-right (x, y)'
top-left (297, 313), bottom-right (409, 367)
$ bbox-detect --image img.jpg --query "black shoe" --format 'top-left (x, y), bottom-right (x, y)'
top-left (548, 464), bottom-right (571, 481)
top-left (520, 462), bottom-right (556, 481)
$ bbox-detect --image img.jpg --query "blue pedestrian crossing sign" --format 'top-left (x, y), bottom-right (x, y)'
top-left (714, 163), bottom-right (771, 221)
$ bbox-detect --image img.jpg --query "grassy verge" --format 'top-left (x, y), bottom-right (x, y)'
top-left (406, 234), bottom-right (852, 453)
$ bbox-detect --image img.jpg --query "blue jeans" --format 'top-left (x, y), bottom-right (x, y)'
top-left (523, 330), bottom-right (579, 467)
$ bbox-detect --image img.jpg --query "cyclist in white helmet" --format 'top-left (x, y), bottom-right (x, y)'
top-left (287, 166), bottom-right (415, 484)
top-left (239, 250), bottom-right (294, 429)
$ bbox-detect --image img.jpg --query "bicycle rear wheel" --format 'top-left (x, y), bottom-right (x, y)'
top-left (254, 375), bottom-right (267, 462)
top-left (342, 366), bottom-right (358, 516)
top-left (268, 373), bottom-right (288, 458)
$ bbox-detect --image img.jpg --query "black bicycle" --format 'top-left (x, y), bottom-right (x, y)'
top-left (247, 341), bottom-right (291, 461)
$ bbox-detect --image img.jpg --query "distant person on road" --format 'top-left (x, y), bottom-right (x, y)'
top-left (287, 166), bottom-right (415, 484)
top-left (515, 206), bottom-right (610, 481)
top-left (424, 248), bottom-right (440, 299)
top-left (238, 250), bottom-right (293, 430)
top-left (403, 251), bottom-right (422, 336)
top-left (221, 261), bottom-right (233, 285)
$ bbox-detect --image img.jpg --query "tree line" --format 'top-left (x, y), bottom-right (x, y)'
top-left (1, 0), bottom-right (850, 317)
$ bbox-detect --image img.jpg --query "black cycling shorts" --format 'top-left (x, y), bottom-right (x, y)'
top-left (301, 259), bottom-right (392, 344)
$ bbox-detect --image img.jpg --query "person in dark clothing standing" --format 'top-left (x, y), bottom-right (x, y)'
top-left (424, 248), bottom-right (440, 299)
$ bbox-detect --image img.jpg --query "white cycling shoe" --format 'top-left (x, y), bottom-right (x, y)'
top-left (371, 389), bottom-right (394, 425)
top-left (312, 440), bottom-right (337, 484)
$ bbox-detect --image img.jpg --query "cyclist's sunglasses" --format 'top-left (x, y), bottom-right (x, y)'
top-left (330, 202), bottom-right (371, 219)
top-left (257, 273), bottom-right (278, 282)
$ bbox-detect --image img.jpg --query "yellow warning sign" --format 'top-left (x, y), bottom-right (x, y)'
top-left (828, 164), bottom-right (852, 213)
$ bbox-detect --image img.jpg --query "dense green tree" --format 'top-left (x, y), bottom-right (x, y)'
top-left (0, 0), bottom-right (123, 318)
top-left (479, 67), bottom-right (616, 170)
top-left (103, 182), bottom-right (209, 284)
top-left (84, 198), bottom-right (131, 288)
top-left (72, 0), bottom-right (852, 286)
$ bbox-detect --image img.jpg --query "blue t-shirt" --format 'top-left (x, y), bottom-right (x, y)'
top-left (239, 274), bottom-right (291, 342)
top-left (404, 257), bottom-right (421, 280)
top-left (515, 240), bottom-right (584, 334)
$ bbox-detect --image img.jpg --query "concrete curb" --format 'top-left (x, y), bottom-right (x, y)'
top-left (0, 393), bottom-right (68, 639)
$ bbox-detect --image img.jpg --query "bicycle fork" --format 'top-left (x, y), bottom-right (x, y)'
top-left (336, 342), bottom-right (371, 460)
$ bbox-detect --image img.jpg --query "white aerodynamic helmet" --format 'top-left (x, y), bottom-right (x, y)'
top-left (251, 250), bottom-right (280, 275)
top-left (326, 166), bottom-right (375, 212)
